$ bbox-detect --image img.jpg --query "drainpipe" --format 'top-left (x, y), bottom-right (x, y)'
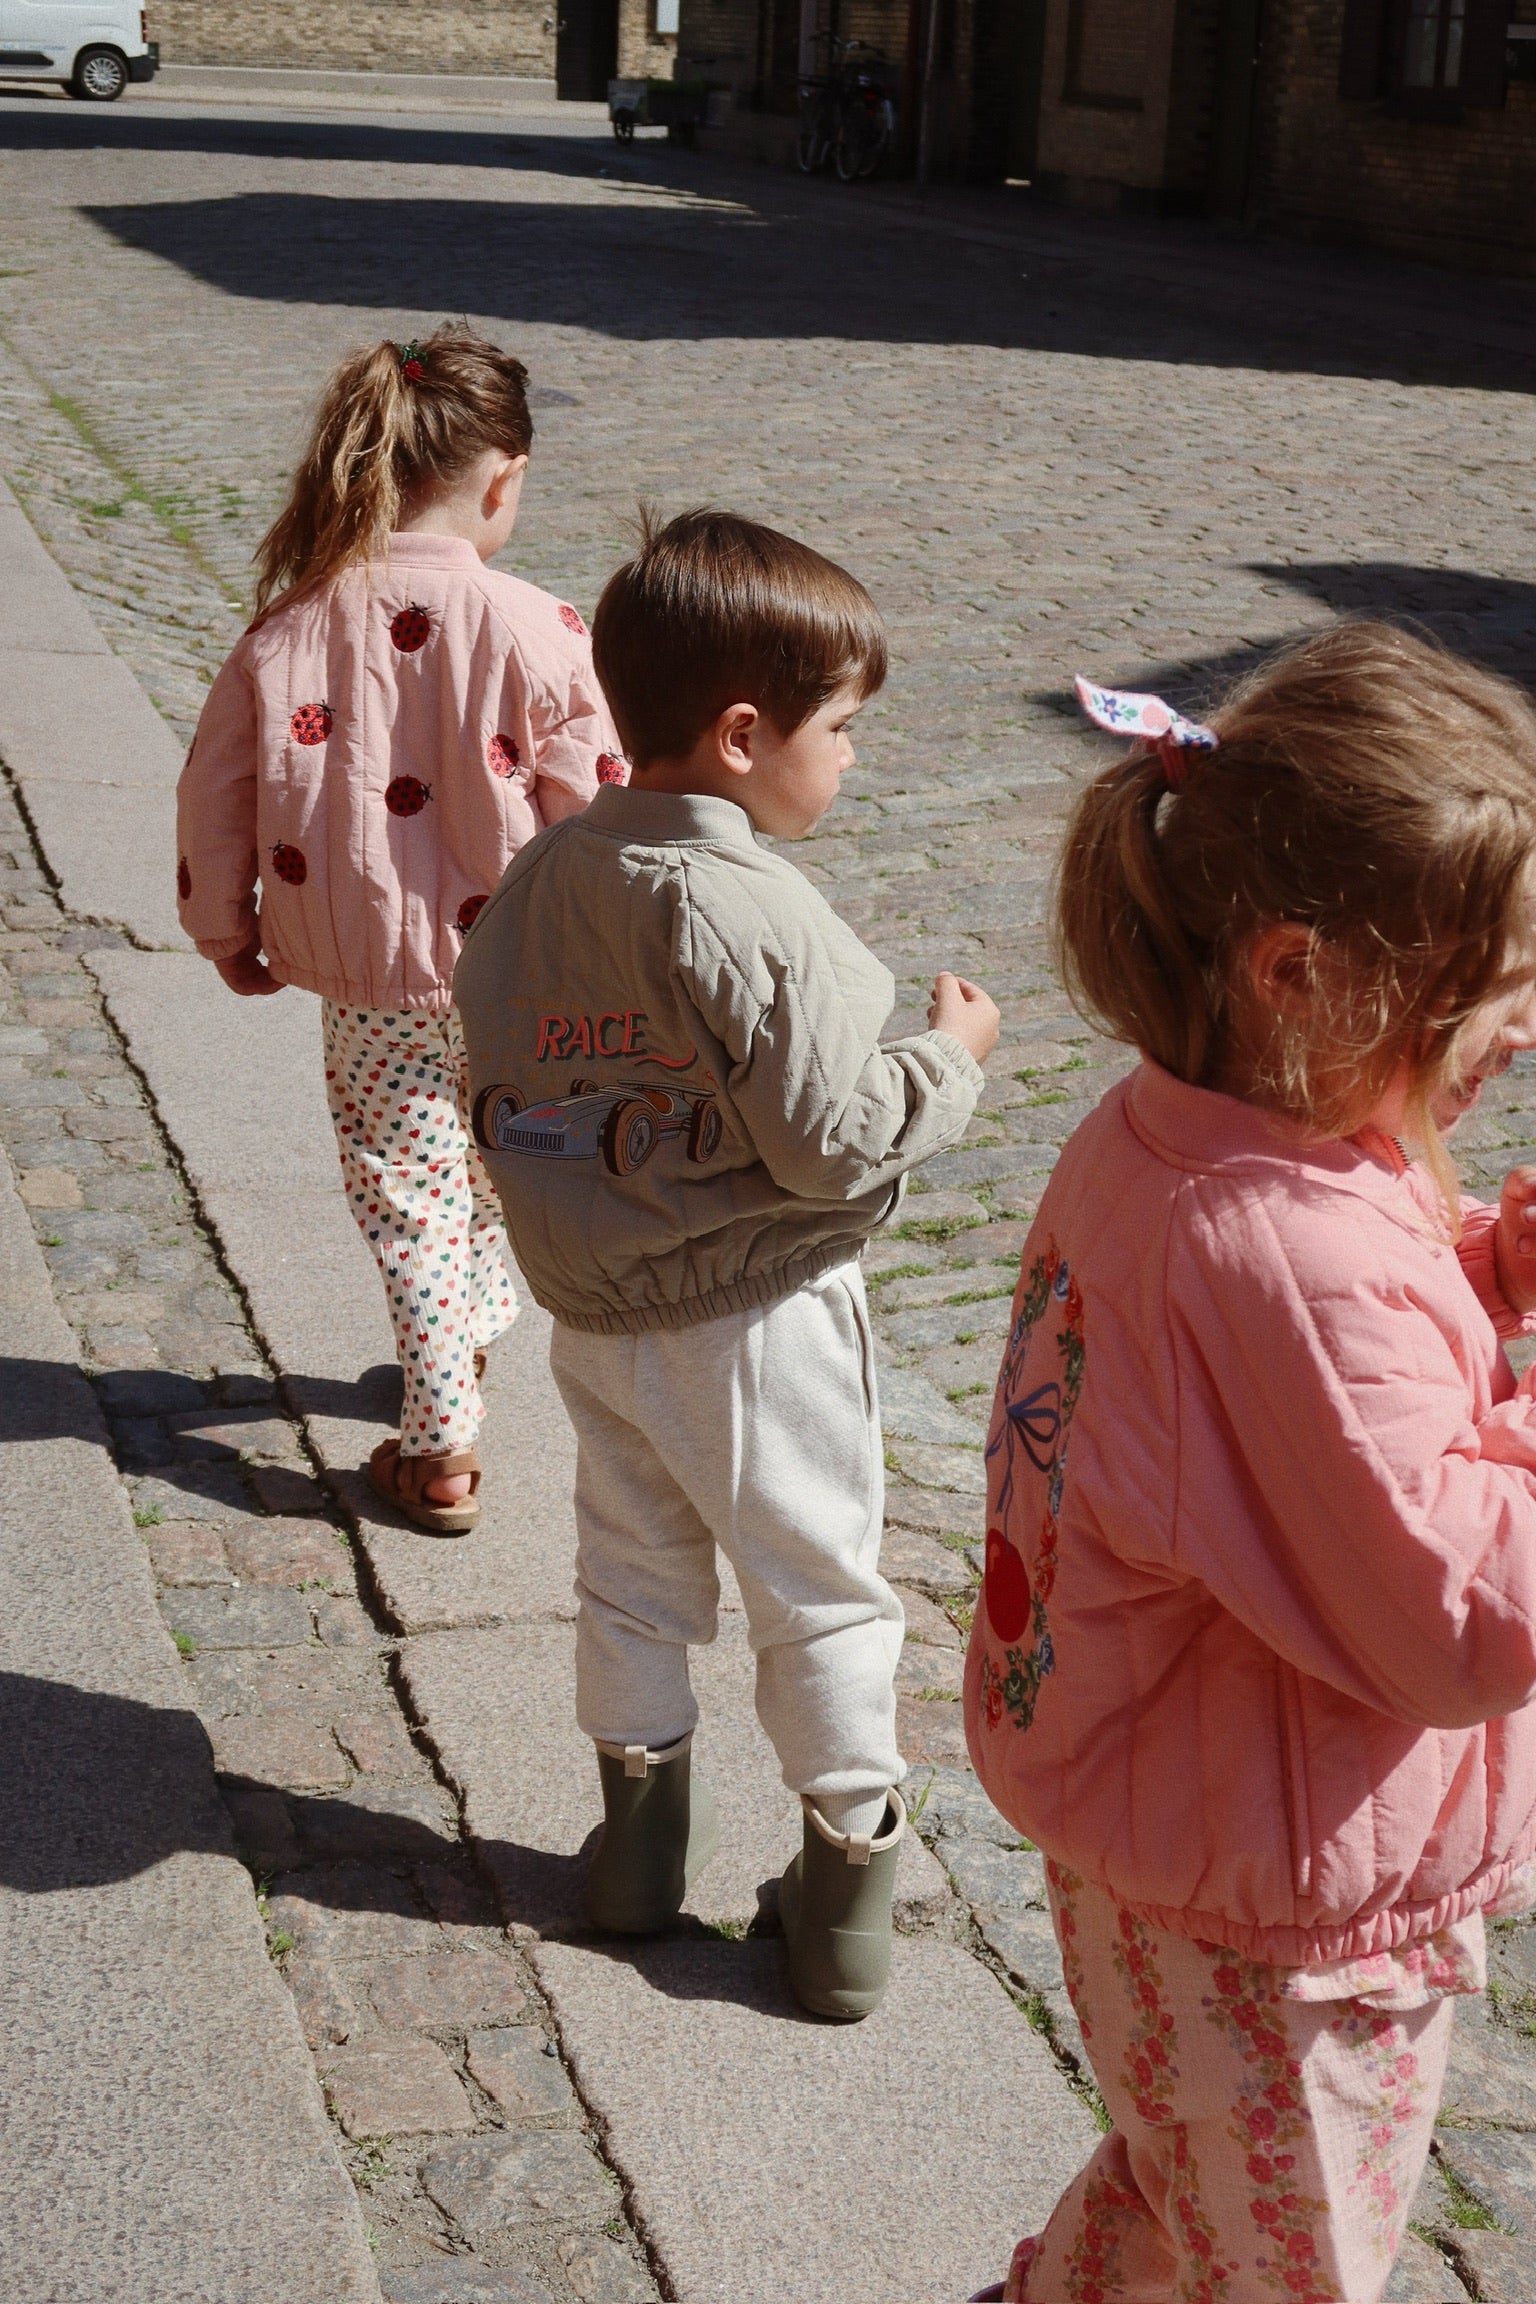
top-left (917, 0), bottom-right (942, 186)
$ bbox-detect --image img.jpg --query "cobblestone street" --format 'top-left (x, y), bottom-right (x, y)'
top-left (3, 67), bottom-right (1536, 2304)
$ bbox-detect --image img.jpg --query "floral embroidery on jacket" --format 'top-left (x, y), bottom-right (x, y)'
top-left (979, 1240), bottom-right (1084, 1733)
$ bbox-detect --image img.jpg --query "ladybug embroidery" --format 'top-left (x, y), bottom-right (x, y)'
top-left (456, 894), bottom-right (488, 934)
top-left (176, 857), bottom-right (191, 901)
top-left (290, 702), bottom-right (333, 746)
top-left (983, 1528), bottom-right (1032, 1645)
top-left (390, 604), bottom-right (431, 653)
top-left (270, 842), bottom-right (307, 886)
top-left (385, 776), bottom-right (432, 817)
top-left (487, 733), bottom-right (520, 778)
top-left (557, 604), bottom-right (586, 638)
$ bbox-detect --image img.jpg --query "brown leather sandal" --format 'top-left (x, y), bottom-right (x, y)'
top-left (367, 1436), bottom-right (482, 1536)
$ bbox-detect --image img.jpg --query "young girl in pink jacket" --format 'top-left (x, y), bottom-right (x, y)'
top-left (966, 622), bottom-right (1536, 2303)
top-left (176, 325), bottom-right (623, 1533)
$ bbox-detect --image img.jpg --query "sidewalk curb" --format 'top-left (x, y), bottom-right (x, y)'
top-left (0, 479), bottom-right (188, 948)
top-left (0, 1131), bottom-right (381, 2301)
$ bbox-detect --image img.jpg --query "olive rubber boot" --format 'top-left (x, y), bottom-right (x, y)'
top-left (583, 1732), bottom-right (720, 1935)
top-left (778, 1787), bottom-right (906, 2020)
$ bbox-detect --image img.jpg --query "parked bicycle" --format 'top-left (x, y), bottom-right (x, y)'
top-left (796, 42), bottom-right (898, 182)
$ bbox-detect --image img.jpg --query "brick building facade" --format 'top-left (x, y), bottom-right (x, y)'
top-left (677, 0), bottom-right (1532, 269)
top-left (1257, 0), bottom-right (1536, 271)
top-left (150, 0), bottom-right (676, 86)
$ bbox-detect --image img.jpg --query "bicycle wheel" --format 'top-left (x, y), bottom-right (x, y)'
top-left (796, 118), bottom-right (827, 170)
top-left (857, 100), bottom-right (895, 178)
top-left (834, 108), bottom-right (876, 181)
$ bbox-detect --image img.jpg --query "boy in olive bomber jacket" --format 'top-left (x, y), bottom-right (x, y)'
top-left (455, 511), bottom-right (999, 2018)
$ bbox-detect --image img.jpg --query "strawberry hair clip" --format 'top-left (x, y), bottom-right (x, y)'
top-left (397, 340), bottom-right (427, 383)
top-left (1075, 674), bottom-right (1217, 791)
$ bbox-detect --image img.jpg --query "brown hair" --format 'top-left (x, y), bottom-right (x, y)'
top-left (252, 323), bottom-right (533, 623)
top-left (1056, 620), bottom-right (1536, 1144)
top-left (591, 507), bottom-right (887, 765)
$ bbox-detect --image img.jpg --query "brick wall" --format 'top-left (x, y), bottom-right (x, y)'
top-left (1035, 0), bottom-right (1180, 191)
top-left (150, 0), bottom-right (557, 76)
top-left (1256, 0), bottom-right (1536, 274)
top-left (617, 1), bottom-right (680, 79)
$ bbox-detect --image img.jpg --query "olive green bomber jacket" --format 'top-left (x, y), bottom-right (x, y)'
top-left (453, 788), bottom-right (984, 1335)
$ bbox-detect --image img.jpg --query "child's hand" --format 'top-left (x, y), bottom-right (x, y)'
top-left (928, 972), bottom-right (1000, 1065)
top-left (1496, 1165), bottom-right (1536, 1314)
top-left (214, 937), bottom-right (285, 997)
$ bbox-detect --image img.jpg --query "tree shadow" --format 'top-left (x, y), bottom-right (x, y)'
top-left (58, 181), bottom-right (1535, 390)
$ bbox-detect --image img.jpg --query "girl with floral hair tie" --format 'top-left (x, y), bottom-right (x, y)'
top-left (176, 323), bottom-right (625, 1533)
top-left (966, 622), bottom-right (1536, 2302)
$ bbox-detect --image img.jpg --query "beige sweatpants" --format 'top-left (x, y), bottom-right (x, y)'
top-left (548, 1261), bottom-right (906, 1805)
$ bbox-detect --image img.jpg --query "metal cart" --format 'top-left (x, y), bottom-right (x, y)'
top-left (608, 76), bottom-right (708, 145)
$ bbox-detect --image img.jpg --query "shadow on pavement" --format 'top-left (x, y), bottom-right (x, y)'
top-left (1045, 563), bottom-right (1536, 723)
top-left (0, 1353), bottom-right (107, 1446)
top-left (0, 1672), bottom-right (790, 2004)
top-left (0, 1671), bottom-right (229, 1890)
top-left (52, 177), bottom-right (1533, 390)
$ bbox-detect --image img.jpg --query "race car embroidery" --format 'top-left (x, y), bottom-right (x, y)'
top-left (471, 1078), bottom-right (723, 1177)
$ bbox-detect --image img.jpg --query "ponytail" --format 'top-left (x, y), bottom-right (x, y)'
top-left (252, 323), bottom-right (533, 625)
top-left (1054, 748), bottom-right (1219, 1089)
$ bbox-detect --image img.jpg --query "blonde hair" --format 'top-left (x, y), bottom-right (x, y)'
top-left (1056, 621), bottom-right (1536, 1158)
top-left (252, 323), bottom-right (533, 624)
top-left (592, 506), bottom-right (887, 765)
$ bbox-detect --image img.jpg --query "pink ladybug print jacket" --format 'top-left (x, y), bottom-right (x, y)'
top-left (175, 533), bottom-right (625, 1010)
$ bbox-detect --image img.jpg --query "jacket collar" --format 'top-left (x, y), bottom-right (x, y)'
top-left (580, 787), bottom-right (759, 849)
top-left (1125, 1060), bottom-right (1401, 1197)
top-left (383, 532), bottom-right (485, 570)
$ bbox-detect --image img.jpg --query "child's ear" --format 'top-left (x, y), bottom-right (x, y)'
top-left (487, 454), bottom-right (529, 514)
top-left (714, 703), bottom-right (759, 779)
top-left (1247, 922), bottom-right (1317, 1019)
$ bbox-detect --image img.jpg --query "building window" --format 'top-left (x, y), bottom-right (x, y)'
top-left (1402, 0), bottom-right (1465, 83)
top-left (1338, 0), bottom-right (1510, 104)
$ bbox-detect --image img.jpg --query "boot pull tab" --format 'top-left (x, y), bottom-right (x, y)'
top-left (846, 1832), bottom-right (873, 1868)
top-left (623, 1743), bottom-right (649, 1778)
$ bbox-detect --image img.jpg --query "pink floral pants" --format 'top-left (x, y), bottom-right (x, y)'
top-left (323, 1002), bottom-right (517, 1457)
top-left (1006, 1863), bottom-right (1468, 2304)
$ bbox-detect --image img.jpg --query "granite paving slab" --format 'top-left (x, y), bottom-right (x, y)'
top-left (400, 1615), bottom-right (952, 1933)
top-left (531, 1935), bottom-right (1096, 2304)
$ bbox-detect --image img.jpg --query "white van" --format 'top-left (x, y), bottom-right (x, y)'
top-left (0, 1), bottom-right (158, 100)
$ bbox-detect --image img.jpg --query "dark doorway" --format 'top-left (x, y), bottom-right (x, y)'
top-left (969, 0), bottom-right (1047, 179)
top-left (557, 0), bottom-right (621, 102)
top-left (1208, 0), bottom-right (1264, 216)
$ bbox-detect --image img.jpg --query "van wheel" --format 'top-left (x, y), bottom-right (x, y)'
top-left (73, 46), bottom-right (129, 100)
top-left (601, 1098), bottom-right (659, 1176)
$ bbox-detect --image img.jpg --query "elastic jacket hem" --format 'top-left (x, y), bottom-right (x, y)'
top-left (1109, 1857), bottom-right (1529, 1969)
top-left (540, 1236), bottom-right (872, 1335)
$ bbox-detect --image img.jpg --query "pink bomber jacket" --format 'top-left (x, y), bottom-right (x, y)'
top-left (964, 1060), bottom-right (1536, 1966)
top-left (175, 533), bottom-right (625, 1010)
